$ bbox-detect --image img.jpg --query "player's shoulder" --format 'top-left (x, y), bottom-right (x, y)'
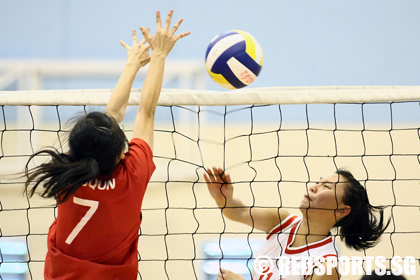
top-left (129, 138), bottom-right (151, 151)
top-left (264, 208), bottom-right (294, 224)
top-left (125, 138), bottom-right (154, 162)
top-left (266, 211), bottom-right (300, 238)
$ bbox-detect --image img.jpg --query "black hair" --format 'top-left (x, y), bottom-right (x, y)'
top-left (334, 169), bottom-right (390, 251)
top-left (24, 112), bottom-right (128, 203)
top-left (361, 270), bottom-right (406, 280)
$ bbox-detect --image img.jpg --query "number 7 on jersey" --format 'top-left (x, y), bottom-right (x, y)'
top-left (65, 197), bottom-right (99, 245)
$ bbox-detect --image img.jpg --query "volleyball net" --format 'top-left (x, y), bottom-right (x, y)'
top-left (1, 86), bottom-right (420, 280)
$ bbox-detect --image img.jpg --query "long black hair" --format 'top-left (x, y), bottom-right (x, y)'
top-left (334, 169), bottom-right (390, 251)
top-left (24, 112), bottom-right (128, 203)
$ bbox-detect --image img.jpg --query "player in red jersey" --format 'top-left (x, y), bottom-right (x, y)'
top-left (24, 10), bottom-right (190, 280)
top-left (204, 168), bottom-right (390, 280)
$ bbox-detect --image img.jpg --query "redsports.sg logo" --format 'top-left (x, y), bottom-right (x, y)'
top-left (254, 255), bottom-right (416, 277)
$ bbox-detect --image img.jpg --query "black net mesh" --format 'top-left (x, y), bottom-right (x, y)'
top-left (0, 102), bottom-right (419, 280)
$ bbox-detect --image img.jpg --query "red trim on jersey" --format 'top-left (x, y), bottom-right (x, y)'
top-left (322, 254), bottom-right (338, 259)
top-left (266, 215), bottom-right (298, 240)
top-left (284, 221), bottom-right (333, 254)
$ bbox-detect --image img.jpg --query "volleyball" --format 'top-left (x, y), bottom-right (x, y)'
top-left (205, 30), bottom-right (264, 89)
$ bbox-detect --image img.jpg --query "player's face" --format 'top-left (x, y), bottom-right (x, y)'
top-left (299, 173), bottom-right (348, 213)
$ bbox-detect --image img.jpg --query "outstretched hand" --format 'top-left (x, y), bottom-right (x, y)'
top-left (120, 29), bottom-right (151, 69)
top-left (203, 167), bottom-right (234, 207)
top-left (140, 10), bottom-right (191, 57)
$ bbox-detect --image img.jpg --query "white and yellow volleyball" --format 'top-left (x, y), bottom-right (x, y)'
top-left (205, 30), bottom-right (264, 89)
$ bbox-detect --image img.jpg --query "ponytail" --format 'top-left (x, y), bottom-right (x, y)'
top-left (24, 111), bottom-right (127, 204)
top-left (24, 149), bottom-right (100, 203)
top-left (335, 169), bottom-right (390, 251)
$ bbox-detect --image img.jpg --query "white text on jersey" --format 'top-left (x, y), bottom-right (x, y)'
top-left (82, 178), bottom-right (116, 190)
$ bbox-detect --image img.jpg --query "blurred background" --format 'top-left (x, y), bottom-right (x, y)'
top-left (1, 0), bottom-right (420, 90)
top-left (1, 1), bottom-right (420, 280)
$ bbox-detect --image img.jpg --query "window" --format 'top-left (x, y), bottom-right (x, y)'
top-left (0, 237), bottom-right (28, 280)
top-left (202, 238), bottom-right (265, 280)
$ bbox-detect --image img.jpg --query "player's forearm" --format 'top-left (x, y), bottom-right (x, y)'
top-left (137, 53), bottom-right (166, 116)
top-left (106, 62), bottom-right (141, 123)
top-left (218, 198), bottom-right (251, 224)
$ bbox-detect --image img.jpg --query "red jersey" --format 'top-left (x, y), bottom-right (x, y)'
top-left (45, 138), bottom-right (155, 280)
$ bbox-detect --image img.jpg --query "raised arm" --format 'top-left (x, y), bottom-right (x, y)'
top-left (204, 167), bottom-right (290, 233)
top-left (132, 10), bottom-right (190, 151)
top-left (105, 30), bottom-right (151, 123)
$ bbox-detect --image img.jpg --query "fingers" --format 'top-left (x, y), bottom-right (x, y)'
top-left (140, 27), bottom-right (151, 45)
top-left (170, 17), bottom-right (191, 41)
top-left (204, 168), bottom-right (215, 184)
top-left (142, 10), bottom-right (189, 55)
top-left (209, 167), bottom-right (221, 182)
top-left (157, 10), bottom-right (190, 38)
top-left (217, 268), bottom-right (230, 280)
top-left (123, 29), bottom-right (150, 50)
top-left (163, 10), bottom-right (174, 31)
top-left (214, 167), bottom-right (225, 181)
top-left (139, 34), bottom-right (148, 46)
top-left (174, 31), bottom-right (191, 41)
top-left (139, 26), bottom-right (153, 45)
top-left (169, 18), bottom-right (182, 35)
top-left (132, 29), bottom-right (138, 45)
top-left (225, 174), bottom-right (232, 184)
top-left (204, 167), bottom-right (230, 184)
top-left (155, 10), bottom-right (162, 29)
top-left (217, 269), bottom-right (225, 280)
top-left (120, 40), bottom-right (129, 50)
top-left (203, 172), bottom-right (210, 184)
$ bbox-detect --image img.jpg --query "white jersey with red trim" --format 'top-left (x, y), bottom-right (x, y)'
top-left (252, 214), bottom-right (338, 280)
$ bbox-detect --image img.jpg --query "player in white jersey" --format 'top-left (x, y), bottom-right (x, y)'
top-left (204, 168), bottom-right (389, 280)
top-left (252, 214), bottom-right (338, 280)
